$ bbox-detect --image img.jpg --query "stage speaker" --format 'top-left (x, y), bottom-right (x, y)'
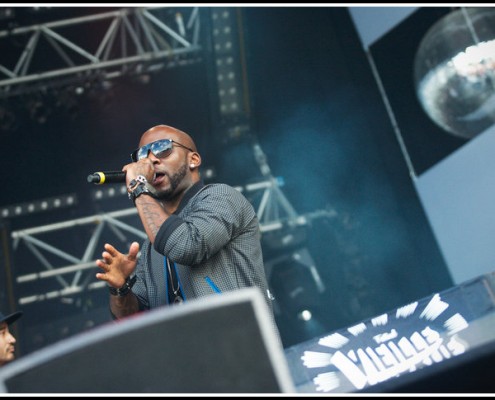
top-left (0, 288), bottom-right (295, 394)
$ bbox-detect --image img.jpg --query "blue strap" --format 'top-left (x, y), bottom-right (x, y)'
top-left (162, 257), bottom-right (169, 304)
top-left (173, 262), bottom-right (186, 301)
top-left (163, 257), bottom-right (187, 303)
top-left (205, 276), bottom-right (221, 293)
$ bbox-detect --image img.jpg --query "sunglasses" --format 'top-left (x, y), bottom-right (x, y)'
top-left (131, 139), bottom-right (194, 162)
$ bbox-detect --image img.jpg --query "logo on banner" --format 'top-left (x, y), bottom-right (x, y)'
top-left (301, 293), bottom-right (469, 392)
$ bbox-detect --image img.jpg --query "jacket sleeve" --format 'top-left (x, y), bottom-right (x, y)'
top-left (153, 184), bottom-right (257, 266)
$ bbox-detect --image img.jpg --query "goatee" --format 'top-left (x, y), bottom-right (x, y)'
top-left (155, 163), bottom-right (188, 201)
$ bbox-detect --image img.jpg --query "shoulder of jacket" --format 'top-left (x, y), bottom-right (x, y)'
top-left (196, 183), bottom-right (236, 195)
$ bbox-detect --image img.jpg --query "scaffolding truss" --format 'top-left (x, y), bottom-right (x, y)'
top-left (11, 208), bottom-right (145, 305)
top-left (0, 6), bottom-right (203, 98)
top-left (2, 6), bottom-right (337, 311)
top-left (10, 177), bottom-right (337, 306)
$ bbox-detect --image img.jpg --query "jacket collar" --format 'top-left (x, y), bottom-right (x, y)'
top-left (174, 180), bottom-right (205, 214)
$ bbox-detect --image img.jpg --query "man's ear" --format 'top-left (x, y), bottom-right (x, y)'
top-left (190, 152), bottom-right (201, 168)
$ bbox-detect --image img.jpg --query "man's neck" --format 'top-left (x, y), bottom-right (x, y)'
top-left (161, 179), bottom-right (202, 215)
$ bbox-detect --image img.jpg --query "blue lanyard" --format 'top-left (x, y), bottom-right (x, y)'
top-left (163, 258), bottom-right (222, 300)
top-left (163, 257), bottom-right (186, 303)
top-left (205, 276), bottom-right (221, 293)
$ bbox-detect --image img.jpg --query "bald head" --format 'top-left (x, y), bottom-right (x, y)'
top-left (139, 125), bottom-right (197, 152)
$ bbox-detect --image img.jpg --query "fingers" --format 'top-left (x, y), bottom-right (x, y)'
top-left (95, 244), bottom-right (116, 273)
top-left (95, 272), bottom-right (109, 282)
top-left (96, 255), bottom-right (112, 270)
top-left (95, 242), bottom-right (139, 285)
top-left (98, 243), bottom-right (123, 265)
top-left (128, 241), bottom-right (140, 262)
top-left (103, 243), bottom-right (118, 256)
top-left (95, 258), bottom-right (106, 269)
top-left (95, 255), bottom-right (116, 285)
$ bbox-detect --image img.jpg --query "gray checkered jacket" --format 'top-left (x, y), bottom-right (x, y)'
top-left (132, 181), bottom-right (276, 317)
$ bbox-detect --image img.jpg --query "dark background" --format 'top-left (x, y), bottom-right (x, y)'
top-left (0, 6), bottom-right (457, 353)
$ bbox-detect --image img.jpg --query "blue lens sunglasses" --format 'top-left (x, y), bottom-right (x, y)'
top-left (131, 139), bottom-right (194, 162)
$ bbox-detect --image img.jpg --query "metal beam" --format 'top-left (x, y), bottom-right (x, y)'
top-left (0, 6), bottom-right (203, 98)
top-left (10, 181), bottom-right (337, 305)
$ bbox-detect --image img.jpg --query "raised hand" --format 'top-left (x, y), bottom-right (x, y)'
top-left (96, 241), bottom-right (140, 288)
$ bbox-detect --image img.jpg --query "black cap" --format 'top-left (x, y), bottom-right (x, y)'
top-left (0, 311), bottom-right (23, 326)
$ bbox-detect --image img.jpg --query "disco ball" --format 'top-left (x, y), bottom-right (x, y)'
top-left (414, 7), bottom-right (495, 140)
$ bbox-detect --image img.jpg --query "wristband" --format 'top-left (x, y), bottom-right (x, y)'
top-left (128, 182), bottom-right (153, 205)
top-left (108, 274), bottom-right (137, 297)
top-left (128, 175), bottom-right (147, 191)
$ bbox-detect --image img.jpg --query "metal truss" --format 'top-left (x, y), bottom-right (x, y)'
top-left (11, 207), bottom-right (146, 305)
top-left (10, 178), bottom-right (337, 306)
top-left (0, 6), bottom-right (203, 98)
top-left (3, 6), bottom-right (336, 307)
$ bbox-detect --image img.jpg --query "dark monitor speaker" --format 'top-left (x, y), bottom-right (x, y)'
top-left (0, 288), bottom-right (295, 394)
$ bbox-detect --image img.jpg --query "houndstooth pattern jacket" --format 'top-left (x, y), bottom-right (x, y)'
top-left (131, 181), bottom-right (277, 322)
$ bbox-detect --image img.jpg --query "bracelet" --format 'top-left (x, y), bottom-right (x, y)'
top-left (108, 275), bottom-right (137, 297)
top-left (128, 175), bottom-right (147, 192)
top-left (128, 182), bottom-right (152, 205)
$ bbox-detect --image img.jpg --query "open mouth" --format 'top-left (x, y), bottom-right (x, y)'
top-left (153, 172), bottom-right (166, 185)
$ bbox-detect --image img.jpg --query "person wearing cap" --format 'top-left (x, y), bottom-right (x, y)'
top-left (0, 310), bottom-right (23, 366)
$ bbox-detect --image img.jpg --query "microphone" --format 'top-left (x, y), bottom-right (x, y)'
top-left (87, 171), bottom-right (126, 184)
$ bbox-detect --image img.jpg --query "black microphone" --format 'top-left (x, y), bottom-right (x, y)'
top-left (87, 171), bottom-right (126, 184)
